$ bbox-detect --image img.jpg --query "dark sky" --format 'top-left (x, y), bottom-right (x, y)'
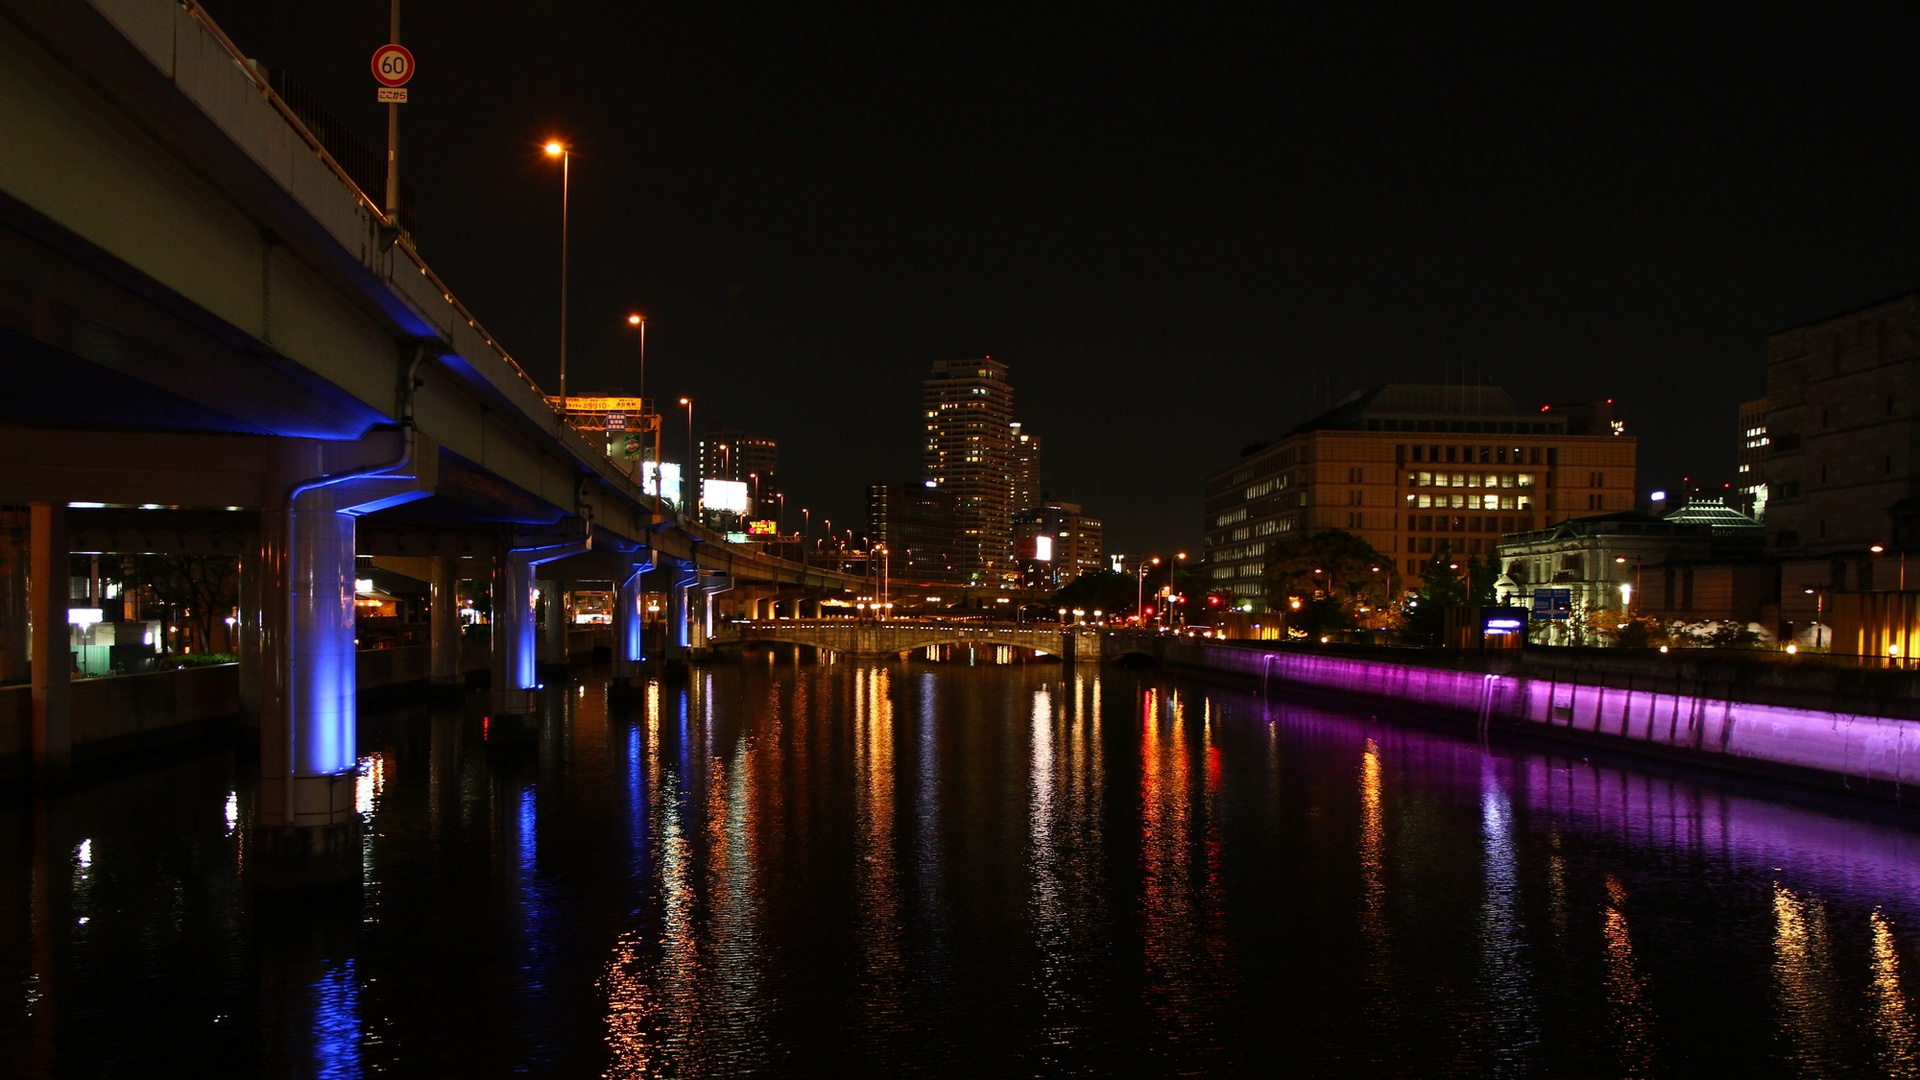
top-left (199, 3), bottom-right (1920, 552)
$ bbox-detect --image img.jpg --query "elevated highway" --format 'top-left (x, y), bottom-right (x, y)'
top-left (0, 0), bottom-right (858, 880)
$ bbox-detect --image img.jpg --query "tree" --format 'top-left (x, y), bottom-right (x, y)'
top-left (1399, 554), bottom-right (1499, 645)
top-left (1262, 530), bottom-right (1398, 636)
top-left (1051, 570), bottom-right (1137, 618)
top-left (123, 554), bottom-right (238, 655)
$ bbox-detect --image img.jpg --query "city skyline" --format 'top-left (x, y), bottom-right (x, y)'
top-left (188, 3), bottom-right (1920, 553)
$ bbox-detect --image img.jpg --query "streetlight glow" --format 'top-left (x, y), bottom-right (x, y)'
top-left (543, 140), bottom-right (565, 157)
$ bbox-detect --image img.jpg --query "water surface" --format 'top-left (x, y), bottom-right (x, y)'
top-left (6, 661), bottom-right (1920, 1076)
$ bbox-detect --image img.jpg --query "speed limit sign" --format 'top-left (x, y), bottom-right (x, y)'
top-left (371, 44), bottom-right (415, 87)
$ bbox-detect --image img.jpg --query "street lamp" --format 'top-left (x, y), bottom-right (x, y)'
top-left (1871, 544), bottom-right (1907, 591)
top-left (679, 397), bottom-right (696, 519)
top-left (1613, 555), bottom-right (1643, 616)
top-left (1136, 556), bottom-right (1160, 627)
top-left (542, 139), bottom-right (571, 411)
top-left (1804, 586), bottom-right (1828, 649)
top-left (625, 313), bottom-right (646, 399)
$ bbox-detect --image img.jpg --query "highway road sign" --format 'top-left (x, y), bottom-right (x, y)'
top-left (1532, 589), bottom-right (1572, 619)
top-left (372, 44), bottom-right (415, 87)
top-left (376, 87), bottom-right (407, 103)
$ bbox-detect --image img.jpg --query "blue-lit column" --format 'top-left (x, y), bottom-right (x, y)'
top-left (661, 564), bottom-right (696, 672)
top-left (611, 561), bottom-right (648, 692)
top-left (255, 485), bottom-right (359, 885)
top-left (492, 552), bottom-right (538, 714)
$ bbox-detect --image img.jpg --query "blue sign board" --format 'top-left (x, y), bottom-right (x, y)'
top-left (1531, 589), bottom-right (1572, 620)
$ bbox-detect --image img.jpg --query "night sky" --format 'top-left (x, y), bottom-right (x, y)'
top-left (199, 3), bottom-right (1920, 553)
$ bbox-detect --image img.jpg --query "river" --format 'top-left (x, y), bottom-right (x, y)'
top-left (5, 660), bottom-right (1920, 1077)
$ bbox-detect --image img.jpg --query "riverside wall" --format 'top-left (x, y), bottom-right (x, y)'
top-left (1158, 639), bottom-right (1920, 804)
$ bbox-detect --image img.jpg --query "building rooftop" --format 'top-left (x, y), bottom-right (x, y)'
top-left (1662, 497), bottom-right (1764, 538)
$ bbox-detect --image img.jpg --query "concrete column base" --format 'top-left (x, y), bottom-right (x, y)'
top-left (491, 686), bottom-right (540, 716)
top-left (251, 819), bottom-right (363, 890)
top-left (484, 710), bottom-right (541, 745)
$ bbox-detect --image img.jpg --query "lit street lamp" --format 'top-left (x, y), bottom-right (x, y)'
top-left (1136, 556), bottom-right (1160, 627)
top-left (1871, 544), bottom-right (1907, 591)
top-left (542, 139), bottom-right (571, 411)
top-left (679, 397), bottom-right (696, 519)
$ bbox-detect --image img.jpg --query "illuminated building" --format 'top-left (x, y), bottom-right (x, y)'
top-left (867, 482), bottom-right (961, 585)
top-left (1202, 384), bottom-right (1638, 606)
top-left (1014, 500), bottom-right (1104, 589)
top-left (923, 358), bottom-right (1016, 584)
top-left (1010, 422), bottom-right (1041, 512)
top-left (1737, 397), bottom-right (1768, 521)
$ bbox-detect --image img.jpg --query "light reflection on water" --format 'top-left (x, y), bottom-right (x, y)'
top-left (11, 662), bottom-right (1920, 1076)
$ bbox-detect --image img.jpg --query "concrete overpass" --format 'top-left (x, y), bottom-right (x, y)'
top-left (0, 0), bottom-right (858, 880)
top-left (715, 620), bottom-right (1107, 662)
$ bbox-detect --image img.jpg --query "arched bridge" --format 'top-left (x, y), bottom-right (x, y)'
top-left (715, 620), bottom-right (1107, 661)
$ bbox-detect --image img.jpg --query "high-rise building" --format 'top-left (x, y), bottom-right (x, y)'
top-left (868, 482), bottom-right (961, 585)
top-left (1201, 384), bottom-right (1638, 606)
top-left (1737, 397), bottom-right (1768, 521)
top-left (1010, 422), bottom-right (1041, 512)
top-left (1015, 501), bottom-right (1104, 590)
top-left (923, 358), bottom-right (1016, 585)
top-left (1760, 292), bottom-right (1920, 555)
top-left (698, 427), bottom-right (778, 517)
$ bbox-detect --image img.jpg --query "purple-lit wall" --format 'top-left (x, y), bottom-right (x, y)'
top-left (1170, 641), bottom-right (1920, 791)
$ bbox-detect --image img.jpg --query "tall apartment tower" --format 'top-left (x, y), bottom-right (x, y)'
top-left (1010, 422), bottom-right (1042, 512)
top-left (923, 358), bottom-right (1015, 585)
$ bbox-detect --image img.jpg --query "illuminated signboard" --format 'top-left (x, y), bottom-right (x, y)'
top-left (1481, 606), bottom-right (1530, 635)
top-left (747, 519), bottom-right (777, 535)
top-left (726, 532), bottom-right (750, 544)
top-left (703, 479), bottom-right (750, 512)
top-left (1031, 535), bottom-right (1054, 561)
top-left (642, 461), bottom-right (682, 501)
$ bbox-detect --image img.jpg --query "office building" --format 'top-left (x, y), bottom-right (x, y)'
top-left (1201, 384), bottom-right (1638, 606)
top-left (868, 482), bottom-right (961, 585)
top-left (1737, 397), bottom-right (1768, 521)
top-left (1010, 422), bottom-right (1041, 512)
top-left (923, 358), bottom-right (1016, 585)
top-left (1760, 291), bottom-right (1920, 556)
top-left (698, 428), bottom-right (778, 517)
top-left (1014, 500), bottom-right (1104, 590)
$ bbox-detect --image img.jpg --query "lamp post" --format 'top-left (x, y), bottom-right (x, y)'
top-left (542, 140), bottom-right (571, 412)
top-left (1871, 544), bottom-right (1907, 591)
top-left (1613, 554), bottom-right (1643, 616)
top-left (1136, 556), bottom-right (1160, 627)
top-left (1804, 586), bottom-right (1828, 649)
top-left (679, 397), bottom-right (696, 520)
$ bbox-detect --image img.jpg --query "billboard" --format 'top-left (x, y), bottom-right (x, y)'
top-left (703, 479), bottom-right (750, 512)
top-left (1029, 534), bottom-right (1054, 561)
top-left (747, 519), bottom-right (777, 535)
top-left (642, 461), bottom-right (682, 502)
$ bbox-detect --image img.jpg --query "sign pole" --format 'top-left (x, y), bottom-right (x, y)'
top-left (384, 0), bottom-right (401, 228)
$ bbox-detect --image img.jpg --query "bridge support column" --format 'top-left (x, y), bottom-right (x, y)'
top-left (252, 434), bottom-right (433, 888)
top-left (236, 544), bottom-right (261, 726)
top-left (610, 559), bottom-right (650, 694)
top-left (537, 578), bottom-right (569, 673)
top-left (0, 509), bottom-right (28, 686)
top-left (429, 556), bottom-right (462, 689)
top-left (492, 555), bottom-right (538, 716)
top-left (661, 564), bottom-right (697, 674)
top-left (493, 538), bottom-right (590, 715)
top-left (29, 502), bottom-right (70, 782)
top-left (255, 490), bottom-right (359, 887)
